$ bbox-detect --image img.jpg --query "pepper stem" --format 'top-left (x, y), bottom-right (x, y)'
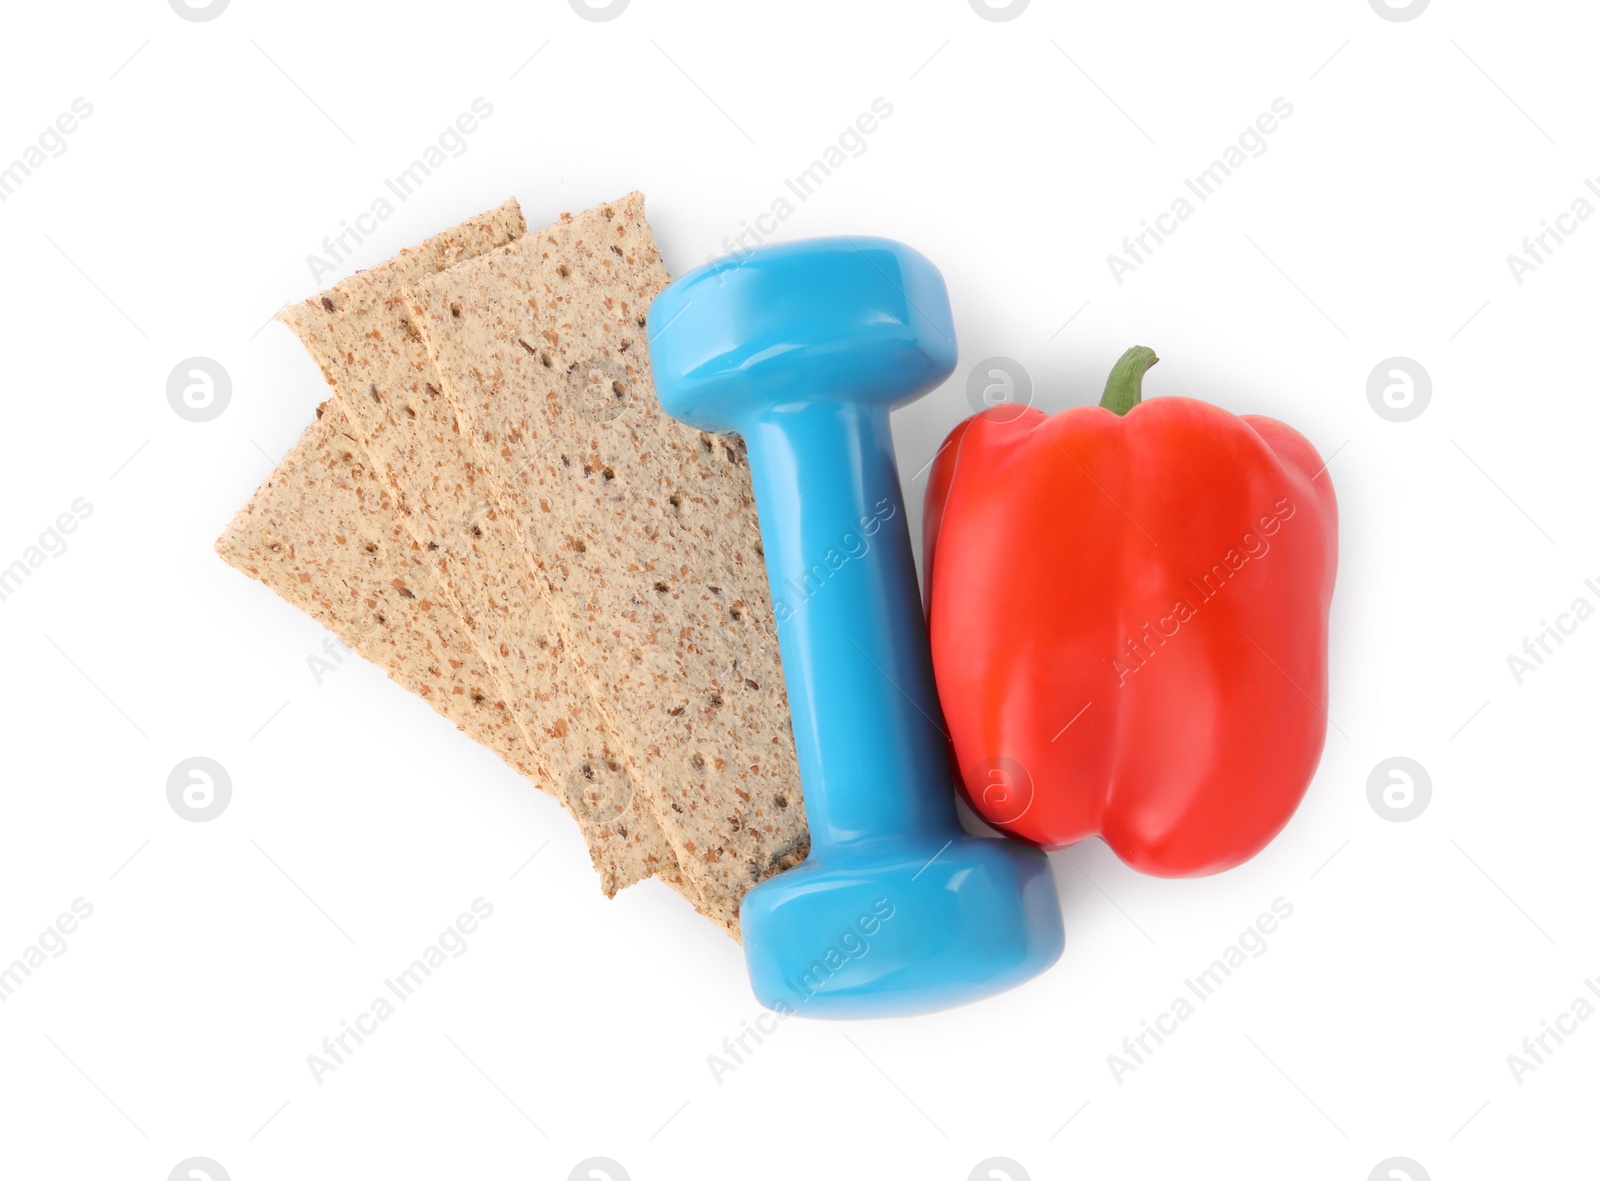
top-left (1099, 346), bottom-right (1159, 416)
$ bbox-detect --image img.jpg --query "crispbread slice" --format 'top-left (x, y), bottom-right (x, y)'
top-left (215, 403), bottom-right (538, 781)
top-left (275, 199), bottom-right (683, 903)
top-left (408, 193), bottom-right (809, 930)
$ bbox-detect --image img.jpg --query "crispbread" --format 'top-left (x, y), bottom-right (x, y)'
top-left (408, 193), bottom-right (809, 931)
top-left (275, 200), bottom-right (684, 903)
top-left (215, 403), bottom-right (538, 782)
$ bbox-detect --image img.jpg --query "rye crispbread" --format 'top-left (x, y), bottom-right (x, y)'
top-left (215, 403), bottom-right (539, 780)
top-left (274, 200), bottom-right (684, 902)
top-left (407, 193), bottom-right (809, 931)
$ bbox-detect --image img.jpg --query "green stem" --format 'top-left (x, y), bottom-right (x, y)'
top-left (1099, 346), bottom-right (1159, 416)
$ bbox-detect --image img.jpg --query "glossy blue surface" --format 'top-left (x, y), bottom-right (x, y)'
top-left (648, 238), bottom-right (1063, 1018)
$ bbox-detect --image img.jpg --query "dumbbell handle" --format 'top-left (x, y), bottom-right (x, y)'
top-left (742, 399), bottom-right (956, 850)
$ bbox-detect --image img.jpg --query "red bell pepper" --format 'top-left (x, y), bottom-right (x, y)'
top-left (923, 347), bottom-right (1337, 876)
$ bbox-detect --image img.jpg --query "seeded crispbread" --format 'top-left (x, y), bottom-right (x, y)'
top-left (215, 403), bottom-right (540, 781)
top-left (408, 193), bottom-right (809, 931)
top-left (275, 200), bottom-right (686, 904)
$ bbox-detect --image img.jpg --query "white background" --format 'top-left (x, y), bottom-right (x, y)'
top-left (1, 1), bottom-right (1595, 1178)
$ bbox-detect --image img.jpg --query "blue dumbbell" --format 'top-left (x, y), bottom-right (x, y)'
top-left (648, 238), bottom-right (1064, 1017)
